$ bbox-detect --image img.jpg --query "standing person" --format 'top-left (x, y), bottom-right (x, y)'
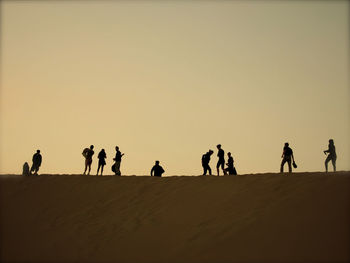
top-left (202, 150), bottom-right (213, 175)
top-left (280, 142), bottom-right (296, 173)
top-left (324, 139), bottom-right (337, 172)
top-left (97, 149), bottom-right (107, 176)
top-left (151, 160), bottom-right (165, 177)
top-left (82, 145), bottom-right (94, 175)
top-left (216, 144), bottom-right (225, 176)
top-left (30, 150), bottom-right (42, 175)
top-left (113, 146), bottom-right (124, 176)
top-left (224, 152), bottom-right (237, 175)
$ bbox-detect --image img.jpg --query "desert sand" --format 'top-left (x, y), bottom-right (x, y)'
top-left (1, 172), bottom-right (349, 263)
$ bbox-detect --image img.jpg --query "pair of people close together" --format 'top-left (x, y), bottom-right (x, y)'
top-left (202, 144), bottom-right (237, 176)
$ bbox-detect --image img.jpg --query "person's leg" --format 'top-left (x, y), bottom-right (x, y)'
top-left (208, 165), bottom-right (212, 175)
top-left (87, 161), bottom-right (91, 175)
top-left (101, 165), bottom-right (104, 175)
top-left (332, 157), bottom-right (336, 172)
top-left (325, 155), bottom-right (331, 172)
top-left (217, 162), bottom-right (220, 176)
top-left (115, 161), bottom-right (121, 175)
top-left (221, 162), bottom-right (225, 174)
top-left (84, 160), bottom-right (88, 175)
top-left (203, 165), bottom-right (207, 175)
top-left (97, 164), bottom-right (100, 175)
top-left (287, 159), bottom-right (292, 173)
top-left (280, 159), bottom-right (286, 173)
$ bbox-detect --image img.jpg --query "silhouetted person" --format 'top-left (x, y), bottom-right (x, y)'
top-left (151, 160), bottom-right (165, 177)
top-left (224, 152), bottom-right (237, 175)
top-left (113, 146), bottom-right (124, 176)
top-left (22, 162), bottom-right (30, 176)
top-left (202, 150), bottom-right (213, 175)
top-left (216, 144), bottom-right (225, 176)
top-left (30, 150), bottom-right (42, 175)
top-left (280, 142), bottom-right (295, 173)
top-left (97, 149), bottom-right (107, 176)
top-left (82, 145), bottom-right (94, 175)
top-left (324, 139), bottom-right (337, 172)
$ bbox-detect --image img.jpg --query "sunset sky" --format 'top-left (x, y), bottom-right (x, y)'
top-left (1, 1), bottom-right (349, 175)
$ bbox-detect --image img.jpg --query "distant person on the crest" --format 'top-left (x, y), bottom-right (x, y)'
top-left (97, 149), bottom-right (107, 176)
top-left (202, 150), bottom-right (213, 175)
top-left (151, 160), bottom-right (165, 177)
top-left (82, 145), bottom-right (94, 175)
top-left (30, 150), bottom-right (42, 175)
top-left (113, 146), bottom-right (124, 176)
top-left (216, 144), bottom-right (225, 176)
top-left (324, 139), bottom-right (337, 172)
top-left (22, 162), bottom-right (30, 176)
top-left (224, 152), bottom-right (237, 175)
top-left (280, 142), bottom-right (296, 173)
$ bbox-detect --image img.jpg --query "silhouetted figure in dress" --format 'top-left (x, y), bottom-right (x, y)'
top-left (216, 144), bottom-right (225, 176)
top-left (280, 142), bottom-right (296, 173)
top-left (113, 146), bottom-right (124, 176)
top-left (324, 139), bottom-right (337, 172)
top-left (82, 145), bottom-right (94, 175)
top-left (22, 162), bottom-right (30, 176)
top-left (202, 150), bottom-right (213, 175)
top-left (97, 149), bottom-right (107, 176)
top-left (224, 152), bottom-right (237, 175)
top-left (30, 150), bottom-right (42, 175)
top-left (151, 160), bottom-right (165, 177)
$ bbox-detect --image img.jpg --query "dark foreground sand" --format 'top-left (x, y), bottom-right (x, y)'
top-left (1, 172), bottom-right (349, 263)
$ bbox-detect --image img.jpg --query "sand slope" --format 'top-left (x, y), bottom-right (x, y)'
top-left (1, 172), bottom-right (349, 263)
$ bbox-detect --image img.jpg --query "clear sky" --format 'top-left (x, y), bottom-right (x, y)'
top-left (1, 1), bottom-right (349, 175)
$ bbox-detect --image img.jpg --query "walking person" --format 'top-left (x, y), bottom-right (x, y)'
top-left (216, 144), bottom-right (225, 176)
top-left (202, 150), bottom-right (213, 175)
top-left (151, 160), bottom-right (165, 177)
top-left (280, 142), bottom-right (296, 173)
top-left (30, 150), bottom-right (42, 175)
top-left (224, 152), bottom-right (237, 175)
top-left (82, 145), bottom-right (94, 175)
top-left (113, 146), bottom-right (124, 176)
top-left (324, 139), bottom-right (337, 172)
top-left (97, 149), bottom-right (107, 176)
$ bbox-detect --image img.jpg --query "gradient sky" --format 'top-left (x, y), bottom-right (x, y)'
top-left (1, 1), bottom-right (349, 175)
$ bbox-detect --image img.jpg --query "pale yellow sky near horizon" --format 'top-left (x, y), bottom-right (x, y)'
top-left (1, 1), bottom-right (349, 175)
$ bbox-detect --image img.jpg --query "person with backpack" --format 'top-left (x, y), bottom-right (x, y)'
top-left (324, 139), bottom-right (337, 172)
top-left (280, 142), bottom-right (296, 173)
top-left (224, 152), bottom-right (237, 175)
top-left (216, 144), bottom-right (225, 176)
top-left (82, 145), bottom-right (94, 175)
top-left (202, 150), bottom-right (213, 175)
top-left (151, 160), bottom-right (165, 177)
top-left (30, 150), bottom-right (42, 175)
top-left (97, 149), bottom-right (107, 176)
top-left (113, 146), bottom-right (124, 176)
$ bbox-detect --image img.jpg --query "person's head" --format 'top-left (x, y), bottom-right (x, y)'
top-left (284, 142), bottom-right (289, 147)
top-left (217, 144), bottom-right (221, 149)
top-left (90, 145), bottom-right (94, 150)
top-left (227, 152), bottom-right (231, 157)
top-left (155, 160), bottom-right (160, 165)
top-left (102, 149), bottom-right (105, 152)
top-left (36, 150), bottom-right (40, 153)
top-left (115, 146), bottom-right (119, 151)
top-left (208, 149), bottom-right (213, 155)
top-left (329, 139), bottom-right (334, 145)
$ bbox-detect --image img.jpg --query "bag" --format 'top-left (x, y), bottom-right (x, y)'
top-left (111, 163), bottom-right (116, 172)
top-left (293, 161), bottom-right (297, 168)
top-left (82, 148), bottom-right (89, 158)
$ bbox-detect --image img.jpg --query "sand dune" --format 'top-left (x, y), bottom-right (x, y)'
top-left (1, 172), bottom-right (349, 263)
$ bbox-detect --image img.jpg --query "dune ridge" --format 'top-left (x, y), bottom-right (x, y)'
top-left (1, 172), bottom-right (350, 263)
